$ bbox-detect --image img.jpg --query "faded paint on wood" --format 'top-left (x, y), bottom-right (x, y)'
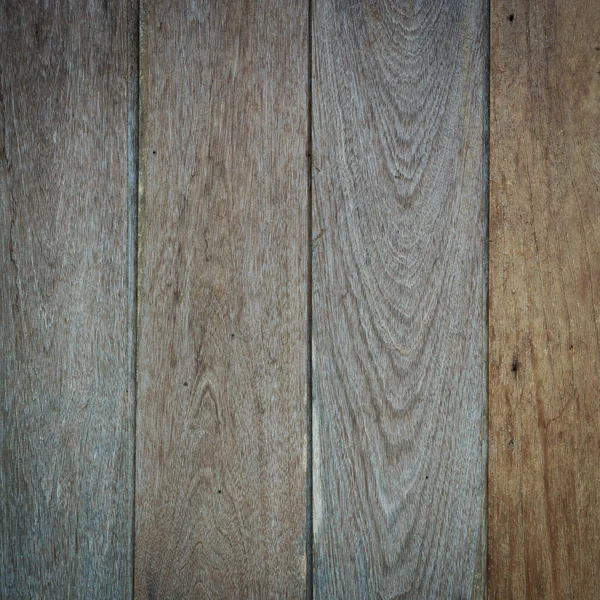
top-left (489, 1), bottom-right (600, 598)
top-left (135, 1), bottom-right (309, 597)
top-left (311, 1), bottom-right (488, 597)
top-left (0, 1), bottom-right (133, 597)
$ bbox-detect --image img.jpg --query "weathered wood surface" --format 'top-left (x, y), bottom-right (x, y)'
top-left (311, 1), bottom-right (487, 597)
top-left (489, 1), bottom-right (600, 598)
top-left (135, 1), bottom-right (309, 597)
top-left (0, 1), bottom-right (133, 597)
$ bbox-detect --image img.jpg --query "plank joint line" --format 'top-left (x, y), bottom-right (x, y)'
top-left (127, 0), bottom-right (141, 598)
top-left (306, 0), bottom-right (314, 597)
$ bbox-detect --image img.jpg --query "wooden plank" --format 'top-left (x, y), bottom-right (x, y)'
top-left (489, 1), bottom-right (600, 597)
top-left (135, 1), bottom-right (308, 597)
top-left (311, 1), bottom-right (487, 597)
top-left (0, 1), bottom-right (133, 597)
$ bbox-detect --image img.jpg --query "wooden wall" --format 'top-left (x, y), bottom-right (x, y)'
top-left (1, 0), bottom-right (598, 598)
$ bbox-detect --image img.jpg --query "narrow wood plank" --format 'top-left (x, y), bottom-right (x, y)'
top-left (0, 1), bottom-right (132, 597)
top-left (135, 1), bottom-right (308, 597)
top-left (312, 1), bottom-right (487, 597)
top-left (489, 1), bottom-right (600, 598)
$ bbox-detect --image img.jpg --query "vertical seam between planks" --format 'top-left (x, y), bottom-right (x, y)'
top-left (306, 0), bottom-right (314, 598)
top-left (483, 0), bottom-right (491, 597)
top-left (134, 0), bottom-right (149, 595)
top-left (127, 0), bottom-right (141, 597)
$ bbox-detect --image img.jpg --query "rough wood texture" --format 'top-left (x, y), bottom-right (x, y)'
top-left (311, 1), bottom-right (487, 597)
top-left (135, 1), bottom-right (308, 597)
top-left (489, 1), bottom-right (600, 598)
top-left (0, 1), bottom-right (132, 597)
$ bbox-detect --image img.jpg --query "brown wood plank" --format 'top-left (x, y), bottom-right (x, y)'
top-left (135, 1), bottom-right (308, 597)
top-left (489, 1), bottom-right (600, 598)
top-left (311, 1), bottom-right (487, 597)
top-left (0, 1), bottom-right (133, 597)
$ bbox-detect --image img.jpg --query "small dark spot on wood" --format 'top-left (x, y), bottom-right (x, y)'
top-left (152, 150), bottom-right (157, 155)
top-left (306, 151), bottom-right (311, 158)
top-left (218, 489), bottom-right (221, 494)
top-left (569, 344), bottom-right (574, 350)
top-left (231, 333), bottom-right (235, 339)
top-left (508, 438), bottom-right (515, 450)
top-left (183, 381), bottom-right (188, 387)
top-left (425, 475), bottom-right (429, 480)
top-left (511, 355), bottom-right (519, 374)
top-left (508, 13), bottom-right (514, 22)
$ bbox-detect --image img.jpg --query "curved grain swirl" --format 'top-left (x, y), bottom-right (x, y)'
top-left (312, 1), bottom-right (486, 597)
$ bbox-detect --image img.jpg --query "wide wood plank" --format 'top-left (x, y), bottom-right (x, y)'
top-left (0, 1), bottom-right (133, 597)
top-left (135, 1), bottom-right (308, 597)
top-left (312, 1), bottom-right (487, 597)
top-left (489, 1), bottom-right (600, 597)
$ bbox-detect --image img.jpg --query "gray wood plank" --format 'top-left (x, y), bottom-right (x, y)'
top-left (0, 1), bottom-right (133, 598)
top-left (135, 1), bottom-right (308, 597)
top-left (311, 1), bottom-right (487, 597)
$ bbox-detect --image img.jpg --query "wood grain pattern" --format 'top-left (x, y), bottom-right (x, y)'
top-left (311, 1), bottom-right (487, 597)
top-left (135, 1), bottom-right (308, 597)
top-left (0, 1), bottom-right (132, 597)
top-left (489, 1), bottom-right (600, 598)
